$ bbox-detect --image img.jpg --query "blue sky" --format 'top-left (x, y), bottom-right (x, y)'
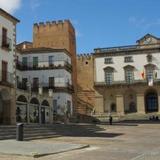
top-left (2, 0), bottom-right (160, 53)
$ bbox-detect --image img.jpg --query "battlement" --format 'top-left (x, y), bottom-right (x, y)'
top-left (77, 53), bottom-right (93, 61)
top-left (33, 19), bottom-right (74, 32)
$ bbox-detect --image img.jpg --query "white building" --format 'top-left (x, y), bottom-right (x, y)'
top-left (16, 47), bottom-right (73, 124)
top-left (0, 8), bottom-right (19, 124)
top-left (94, 34), bottom-right (160, 117)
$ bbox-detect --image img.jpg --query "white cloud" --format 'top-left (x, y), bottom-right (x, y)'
top-left (76, 29), bottom-right (83, 38)
top-left (128, 16), bottom-right (160, 31)
top-left (0, 0), bottom-right (22, 14)
top-left (30, 0), bottom-right (40, 11)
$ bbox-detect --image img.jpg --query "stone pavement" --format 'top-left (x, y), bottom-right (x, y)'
top-left (0, 140), bottom-right (88, 158)
top-left (0, 122), bottom-right (160, 160)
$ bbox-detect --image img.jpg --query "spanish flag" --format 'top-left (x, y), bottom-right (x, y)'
top-left (141, 71), bottom-right (145, 79)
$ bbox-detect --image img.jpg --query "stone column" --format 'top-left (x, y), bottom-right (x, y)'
top-left (95, 95), bottom-right (104, 113)
top-left (137, 93), bottom-right (145, 114)
top-left (116, 95), bottom-right (124, 115)
top-left (10, 89), bottom-right (16, 125)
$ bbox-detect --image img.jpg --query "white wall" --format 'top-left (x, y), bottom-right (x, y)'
top-left (95, 52), bottom-right (160, 82)
top-left (20, 69), bottom-right (72, 86)
top-left (16, 51), bottom-right (72, 85)
top-left (0, 15), bottom-right (16, 73)
top-left (53, 92), bottom-right (72, 115)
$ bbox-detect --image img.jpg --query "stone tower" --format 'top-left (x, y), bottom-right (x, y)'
top-left (76, 54), bottom-right (95, 115)
top-left (33, 20), bottom-right (77, 113)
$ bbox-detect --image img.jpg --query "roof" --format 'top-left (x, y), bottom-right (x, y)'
top-left (136, 34), bottom-right (160, 43)
top-left (0, 8), bottom-right (20, 23)
top-left (17, 47), bottom-right (71, 57)
top-left (17, 41), bottom-right (33, 45)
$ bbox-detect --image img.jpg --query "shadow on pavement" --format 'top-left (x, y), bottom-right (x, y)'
top-left (26, 124), bottom-right (124, 140)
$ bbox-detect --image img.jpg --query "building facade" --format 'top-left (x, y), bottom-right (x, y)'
top-left (33, 21), bottom-right (77, 114)
top-left (16, 47), bottom-right (73, 124)
top-left (0, 8), bottom-right (19, 124)
top-left (94, 34), bottom-right (160, 118)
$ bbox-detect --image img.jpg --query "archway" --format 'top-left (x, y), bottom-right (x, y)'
top-left (41, 100), bottom-right (50, 124)
top-left (16, 95), bottom-right (28, 123)
top-left (0, 89), bottom-right (11, 124)
top-left (145, 90), bottom-right (158, 112)
top-left (110, 103), bottom-right (116, 112)
top-left (30, 98), bottom-right (40, 123)
top-left (124, 89), bottom-right (137, 113)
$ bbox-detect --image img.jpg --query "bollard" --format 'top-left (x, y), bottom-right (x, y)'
top-left (16, 123), bottom-right (24, 141)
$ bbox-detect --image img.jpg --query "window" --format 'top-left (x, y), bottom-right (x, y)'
top-left (2, 28), bottom-right (8, 48)
top-left (33, 77), bottom-right (39, 88)
top-left (49, 77), bottom-right (54, 88)
top-left (145, 64), bottom-right (155, 82)
top-left (22, 57), bottom-right (28, 67)
top-left (105, 71), bottom-right (113, 84)
top-left (146, 54), bottom-right (152, 63)
top-left (146, 68), bottom-right (153, 81)
top-left (53, 100), bottom-right (58, 113)
top-left (125, 69), bottom-right (134, 83)
top-left (49, 56), bottom-right (54, 66)
top-left (104, 58), bottom-right (113, 64)
top-left (22, 78), bottom-right (27, 89)
top-left (124, 56), bottom-right (133, 63)
top-left (33, 57), bottom-right (38, 68)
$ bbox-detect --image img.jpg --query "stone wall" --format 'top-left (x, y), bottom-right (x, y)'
top-left (76, 54), bottom-right (96, 115)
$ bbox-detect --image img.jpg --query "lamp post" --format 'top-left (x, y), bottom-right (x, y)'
top-left (26, 81), bottom-right (32, 124)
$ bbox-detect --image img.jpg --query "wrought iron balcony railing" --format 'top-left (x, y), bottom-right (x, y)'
top-left (94, 79), bottom-right (160, 87)
top-left (16, 60), bottom-right (72, 72)
top-left (17, 81), bottom-right (74, 93)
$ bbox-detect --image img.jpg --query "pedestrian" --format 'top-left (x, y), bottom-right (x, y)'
top-left (109, 115), bottom-right (113, 125)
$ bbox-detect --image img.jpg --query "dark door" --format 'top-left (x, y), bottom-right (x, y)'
top-left (41, 107), bottom-right (45, 124)
top-left (33, 78), bottom-right (39, 91)
top-left (49, 77), bottom-right (54, 88)
top-left (145, 91), bottom-right (158, 112)
top-left (2, 61), bottom-right (8, 82)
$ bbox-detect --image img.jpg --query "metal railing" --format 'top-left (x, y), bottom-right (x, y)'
top-left (17, 81), bottom-right (74, 93)
top-left (16, 60), bottom-right (72, 71)
top-left (94, 79), bottom-right (160, 86)
top-left (17, 82), bottom-right (27, 90)
top-left (94, 43), bottom-right (160, 53)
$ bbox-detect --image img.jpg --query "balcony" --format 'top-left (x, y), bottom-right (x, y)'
top-left (17, 82), bottom-right (74, 93)
top-left (94, 79), bottom-right (160, 88)
top-left (42, 82), bottom-right (74, 93)
top-left (17, 82), bottom-right (27, 90)
top-left (16, 60), bottom-right (72, 72)
top-left (0, 71), bottom-right (14, 87)
top-left (1, 37), bottom-right (12, 51)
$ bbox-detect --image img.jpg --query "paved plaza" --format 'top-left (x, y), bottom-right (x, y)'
top-left (0, 122), bottom-right (160, 160)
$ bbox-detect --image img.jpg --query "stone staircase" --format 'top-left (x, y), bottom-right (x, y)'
top-left (0, 124), bottom-right (62, 140)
